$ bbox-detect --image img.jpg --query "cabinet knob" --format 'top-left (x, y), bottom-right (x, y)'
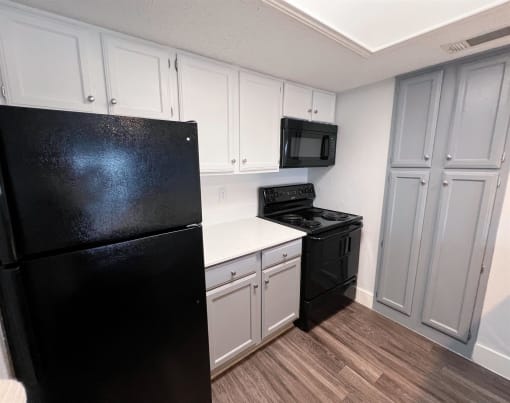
top-left (253, 284), bottom-right (259, 289)
top-left (230, 271), bottom-right (236, 276)
top-left (446, 154), bottom-right (452, 161)
top-left (424, 154), bottom-right (430, 161)
top-left (231, 158), bottom-right (236, 164)
top-left (282, 252), bottom-right (288, 258)
top-left (314, 109), bottom-right (318, 114)
top-left (420, 179), bottom-right (426, 185)
top-left (87, 95), bottom-right (95, 103)
top-left (242, 158), bottom-right (247, 164)
top-left (442, 180), bottom-right (449, 186)
top-left (264, 279), bottom-right (270, 285)
top-left (110, 98), bottom-right (118, 105)
top-left (307, 108), bottom-right (312, 113)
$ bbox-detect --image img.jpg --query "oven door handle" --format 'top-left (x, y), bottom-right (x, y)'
top-left (320, 136), bottom-right (330, 160)
top-left (308, 222), bottom-right (362, 241)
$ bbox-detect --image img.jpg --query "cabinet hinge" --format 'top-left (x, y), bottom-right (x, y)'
top-left (174, 56), bottom-right (178, 72)
top-left (481, 264), bottom-right (486, 273)
top-left (502, 151), bottom-right (507, 163)
top-left (380, 239), bottom-right (384, 248)
top-left (467, 329), bottom-right (472, 341)
top-left (168, 58), bottom-right (171, 69)
top-left (497, 175), bottom-right (502, 188)
top-left (0, 85), bottom-right (5, 99)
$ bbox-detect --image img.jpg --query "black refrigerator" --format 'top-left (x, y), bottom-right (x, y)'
top-left (0, 106), bottom-right (211, 403)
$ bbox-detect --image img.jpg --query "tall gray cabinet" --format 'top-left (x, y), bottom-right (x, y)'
top-left (375, 48), bottom-right (510, 353)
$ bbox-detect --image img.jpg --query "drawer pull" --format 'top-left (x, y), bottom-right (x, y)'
top-left (283, 253), bottom-right (288, 258)
top-left (264, 279), bottom-right (270, 285)
top-left (253, 284), bottom-right (259, 289)
top-left (231, 271), bottom-right (237, 276)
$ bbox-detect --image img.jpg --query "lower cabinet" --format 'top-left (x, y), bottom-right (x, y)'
top-left (205, 240), bottom-right (302, 371)
top-left (206, 272), bottom-right (261, 370)
top-left (262, 257), bottom-right (301, 338)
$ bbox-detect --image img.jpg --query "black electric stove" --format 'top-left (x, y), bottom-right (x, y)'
top-left (259, 183), bottom-right (363, 331)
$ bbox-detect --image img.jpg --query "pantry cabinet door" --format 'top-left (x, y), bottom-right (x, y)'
top-left (391, 70), bottom-right (443, 168)
top-left (0, 10), bottom-right (106, 113)
top-left (262, 258), bottom-right (301, 339)
top-left (239, 71), bottom-right (282, 172)
top-left (311, 90), bottom-right (336, 123)
top-left (206, 273), bottom-right (261, 369)
top-left (102, 34), bottom-right (177, 120)
top-left (445, 54), bottom-right (510, 169)
top-left (376, 170), bottom-right (429, 315)
top-left (283, 82), bottom-right (313, 120)
top-left (422, 171), bottom-right (499, 342)
top-left (178, 54), bottom-right (238, 174)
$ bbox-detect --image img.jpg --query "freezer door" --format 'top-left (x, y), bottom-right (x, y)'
top-left (0, 106), bottom-right (201, 260)
top-left (2, 227), bottom-right (211, 403)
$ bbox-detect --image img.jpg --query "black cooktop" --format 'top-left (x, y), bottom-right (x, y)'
top-left (258, 183), bottom-right (362, 234)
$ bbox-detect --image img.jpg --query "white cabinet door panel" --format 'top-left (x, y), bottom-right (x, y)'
top-left (283, 82), bottom-right (312, 120)
top-left (206, 272), bottom-right (260, 369)
top-left (312, 90), bottom-right (336, 123)
top-left (178, 54), bottom-right (238, 173)
top-left (262, 257), bottom-right (301, 339)
top-left (102, 34), bottom-right (177, 120)
top-left (239, 71), bottom-right (282, 172)
top-left (0, 11), bottom-right (106, 113)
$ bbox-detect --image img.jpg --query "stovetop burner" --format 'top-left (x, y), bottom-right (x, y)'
top-left (302, 219), bottom-right (321, 229)
top-left (321, 211), bottom-right (349, 221)
top-left (280, 213), bottom-right (304, 225)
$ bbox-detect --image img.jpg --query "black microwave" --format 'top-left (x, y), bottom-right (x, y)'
top-left (280, 118), bottom-right (337, 168)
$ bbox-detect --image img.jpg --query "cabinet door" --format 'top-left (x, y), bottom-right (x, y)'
top-left (178, 54), bottom-right (238, 174)
top-left (0, 10), bottom-right (106, 113)
top-left (312, 90), bottom-right (336, 123)
top-left (283, 82), bottom-right (312, 120)
top-left (206, 272), bottom-right (260, 369)
top-left (377, 170), bottom-right (429, 315)
top-left (239, 71), bottom-right (282, 172)
top-left (422, 171), bottom-right (499, 342)
top-left (102, 34), bottom-right (177, 120)
top-left (391, 70), bottom-right (443, 168)
top-left (262, 257), bottom-right (301, 339)
top-left (445, 55), bottom-right (510, 169)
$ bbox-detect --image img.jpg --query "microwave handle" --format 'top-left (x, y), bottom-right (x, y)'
top-left (320, 136), bottom-right (330, 160)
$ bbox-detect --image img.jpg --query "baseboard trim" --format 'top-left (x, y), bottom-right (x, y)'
top-left (346, 286), bottom-right (374, 308)
top-left (472, 342), bottom-right (510, 380)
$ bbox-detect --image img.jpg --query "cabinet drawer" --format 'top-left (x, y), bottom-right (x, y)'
top-left (206, 253), bottom-right (260, 290)
top-left (262, 239), bottom-right (302, 270)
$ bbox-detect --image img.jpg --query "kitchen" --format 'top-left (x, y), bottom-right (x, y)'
top-left (0, 0), bottom-right (509, 402)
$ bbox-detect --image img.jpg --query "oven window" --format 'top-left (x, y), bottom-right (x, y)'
top-left (289, 135), bottom-right (323, 158)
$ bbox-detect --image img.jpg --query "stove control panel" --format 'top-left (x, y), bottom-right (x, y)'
top-left (261, 183), bottom-right (315, 204)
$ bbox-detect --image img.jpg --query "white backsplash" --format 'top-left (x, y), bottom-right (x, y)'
top-left (200, 169), bottom-right (308, 225)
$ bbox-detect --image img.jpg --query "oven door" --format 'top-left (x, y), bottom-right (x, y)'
top-left (302, 223), bottom-right (361, 301)
top-left (281, 126), bottom-right (336, 168)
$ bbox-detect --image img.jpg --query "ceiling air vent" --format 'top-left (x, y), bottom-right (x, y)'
top-left (441, 26), bottom-right (510, 54)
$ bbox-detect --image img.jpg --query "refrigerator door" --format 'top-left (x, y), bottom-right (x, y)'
top-left (0, 106), bottom-right (202, 261)
top-left (1, 227), bottom-right (211, 403)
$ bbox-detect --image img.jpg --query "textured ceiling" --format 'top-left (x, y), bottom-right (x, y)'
top-left (8, 0), bottom-right (510, 92)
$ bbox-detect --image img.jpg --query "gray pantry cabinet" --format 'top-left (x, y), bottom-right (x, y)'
top-left (376, 48), bottom-right (510, 351)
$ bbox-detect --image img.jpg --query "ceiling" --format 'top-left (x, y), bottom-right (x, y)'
top-left (9, 0), bottom-right (510, 92)
top-left (273, 0), bottom-right (508, 52)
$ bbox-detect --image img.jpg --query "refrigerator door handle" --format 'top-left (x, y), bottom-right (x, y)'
top-left (0, 267), bottom-right (39, 391)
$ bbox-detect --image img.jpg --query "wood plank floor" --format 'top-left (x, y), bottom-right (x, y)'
top-left (212, 301), bottom-right (510, 402)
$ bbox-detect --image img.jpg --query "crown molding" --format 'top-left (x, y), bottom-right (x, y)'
top-left (262, 0), bottom-right (372, 58)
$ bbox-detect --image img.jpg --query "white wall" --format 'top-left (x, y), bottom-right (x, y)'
top-left (309, 79), bottom-right (395, 306)
top-left (473, 180), bottom-right (510, 380)
top-left (200, 169), bottom-right (308, 226)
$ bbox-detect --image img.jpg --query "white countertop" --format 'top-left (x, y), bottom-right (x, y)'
top-left (203, 217), bottom-right (306, 267)
top-left (0, 380), bottom-right (26, 403)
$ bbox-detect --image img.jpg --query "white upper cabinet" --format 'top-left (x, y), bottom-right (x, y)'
top-left (283, 82), bottom-right (313, 120)
top-left (101, 34), bottom-right (178, 120)
top-left (283, 82), bottom-right (336, 123)
top-left (177, 54), bottom-right (238, 174)
top-left (239, 71), bottom-right (282, 173)
top-left (312, 90), bottom-right (336, 123)
top-left (0, 10), bottom-right (107, 113)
